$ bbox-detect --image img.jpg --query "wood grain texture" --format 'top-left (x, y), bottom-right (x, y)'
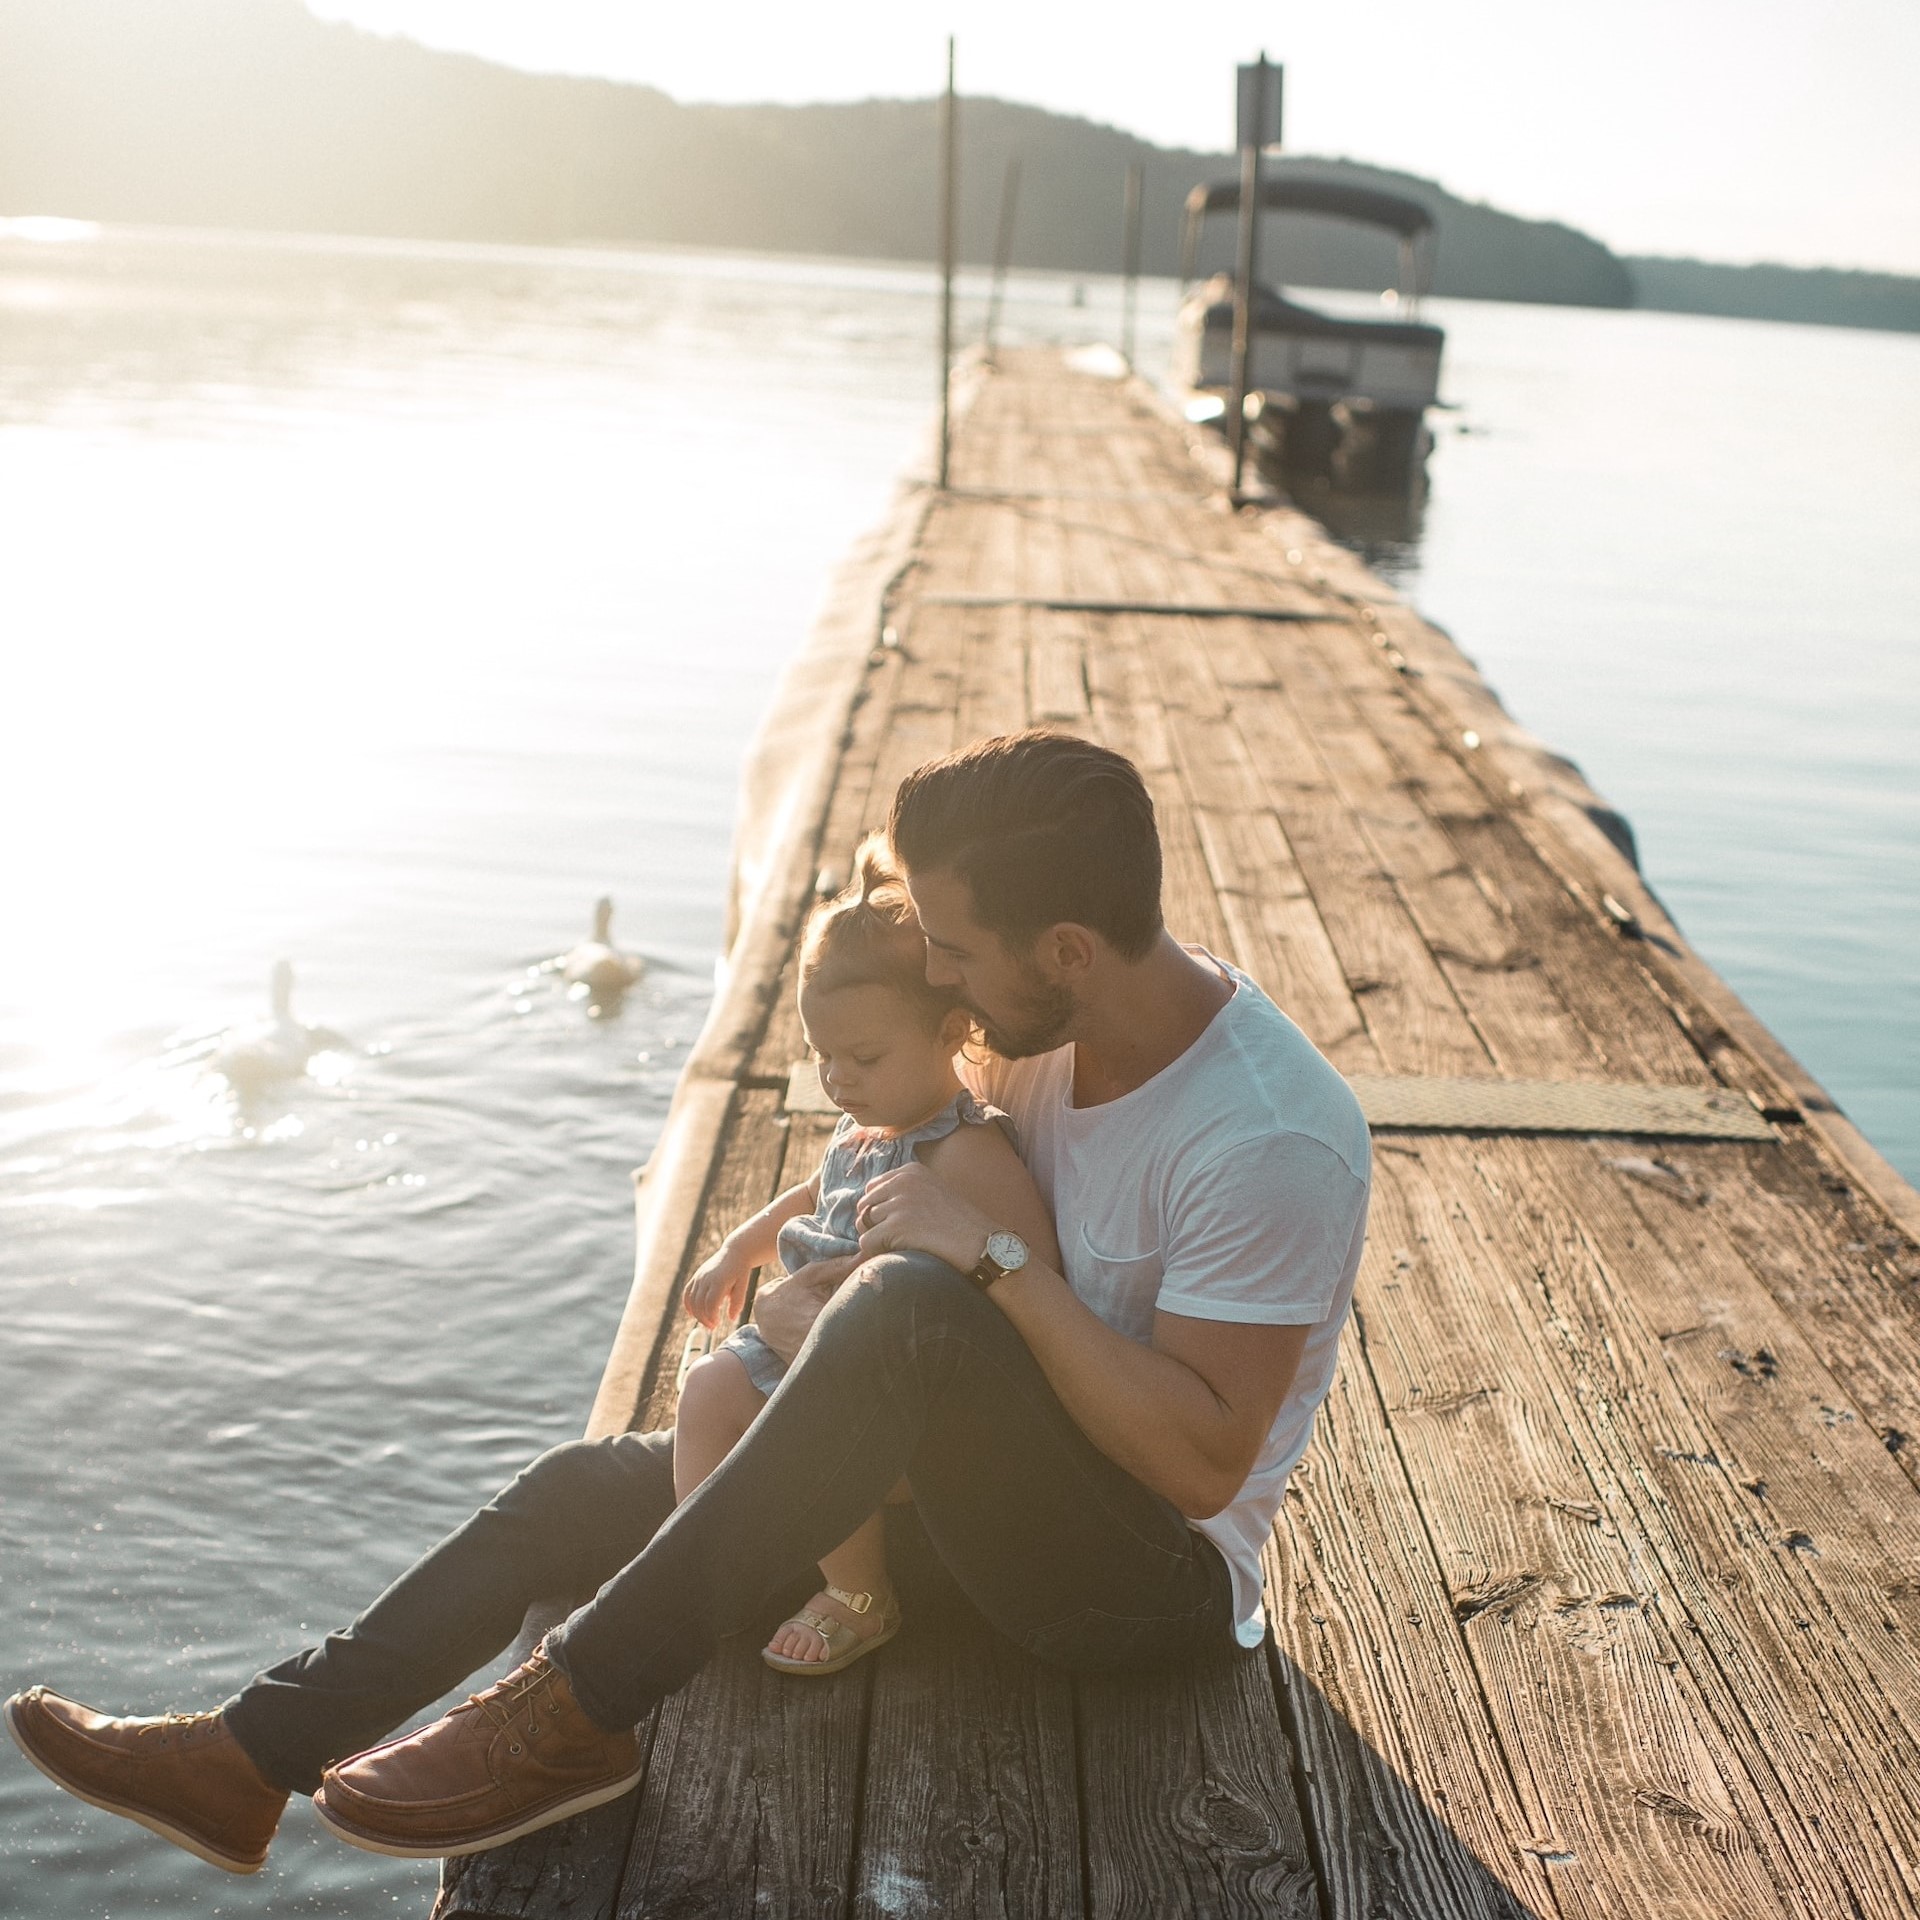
top-left (613, 1640), bottom-right (869, 1920)
top-left (434, 1786), bottom-right (645, 1920)
top-left (1267, 635), bottom-right (1603, 1082)
top-left (1706, 1134), bottom-right (1920, 1491)
top-left (956, 601), bottom-right (1030, 742)
top-left (1114, 613), bottom-right (1373, 1068)
top-left (1267, 1356), bottom-right (1555, 1920)
top-left (1026, 607), bottom-right (1092, 725)
top-left (1361, 1148), bottom-right (1804, 1916)
top-left (853, 1608), bottom-right (1082, 1920)
top-left (1461, 1134), bottom-right (1920, 1913)
top-left (1309, 657), bottom-right (1708, 1087)
top-left (1081, 624), bottom-right (1233, 960)
top-left (1217, 652), bottom-right (1495, 1077)
top-left (1077, 1645), bottom-right (1320, 1920)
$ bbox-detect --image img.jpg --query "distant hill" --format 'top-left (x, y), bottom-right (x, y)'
top-left (1626, 257), bottom-right (1920, 335)
top-left (1, 0), bottom-right (1913, 333)
top-left (0, 0), bottom-right (1629, 307)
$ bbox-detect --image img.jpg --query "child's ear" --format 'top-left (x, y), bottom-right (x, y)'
top-left (939, 1006), bottom-right (973, 1054)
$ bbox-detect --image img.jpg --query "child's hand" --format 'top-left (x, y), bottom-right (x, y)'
top-left (682, 1245), bottom-right (752, 1330)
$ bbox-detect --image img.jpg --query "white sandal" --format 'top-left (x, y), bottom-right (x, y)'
top-left (761, 1585), bottom-right (902, 1676)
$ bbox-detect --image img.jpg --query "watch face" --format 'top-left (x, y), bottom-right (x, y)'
top-left (984, 1231), bottom-right (1029, 1273)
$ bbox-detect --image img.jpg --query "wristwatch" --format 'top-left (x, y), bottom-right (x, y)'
top-left (968, 1230), bottom-right (1029, 1292)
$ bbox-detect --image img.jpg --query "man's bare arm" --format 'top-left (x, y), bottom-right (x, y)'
top-left (853, 1162), bottom-right (1306, 1517)
top-left (1000, 1277), bottom-right (1306, 1516)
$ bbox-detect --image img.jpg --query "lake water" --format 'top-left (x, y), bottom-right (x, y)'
top-left (0, 225), bottom-right (1914, 1916)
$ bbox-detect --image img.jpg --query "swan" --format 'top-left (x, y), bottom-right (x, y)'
top-left (563, 897), bottom-right (645, 998)
top-left (213, 961), bottom-right (344, 1092)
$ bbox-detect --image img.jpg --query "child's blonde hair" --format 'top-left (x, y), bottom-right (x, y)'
top-left (800, 834), bottom-right (965, 1033)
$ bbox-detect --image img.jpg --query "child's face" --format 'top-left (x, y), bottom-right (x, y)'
top-left (798, 982), bottom-right (960, 1131)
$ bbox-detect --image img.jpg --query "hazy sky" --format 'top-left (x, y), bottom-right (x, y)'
top-left (310, 0), bottom-right (1918, 276)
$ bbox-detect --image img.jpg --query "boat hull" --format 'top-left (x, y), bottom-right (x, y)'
top-left (1172, 274), bottom-right (1443, 413)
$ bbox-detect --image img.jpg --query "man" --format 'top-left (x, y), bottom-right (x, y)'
top-left (6, 730), bottom-right (1369, 1872)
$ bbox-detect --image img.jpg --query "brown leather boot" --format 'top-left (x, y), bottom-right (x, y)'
top-left (4, 1687), bottom-right (289, 1874)
top-left (311, 1644), bottom-right (640, 1860)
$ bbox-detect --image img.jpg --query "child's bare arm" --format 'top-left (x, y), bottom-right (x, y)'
top-left (916, 1125), bottom-right (1062, 1274)
top-left (682, 1178), bottom-right (817, 1328)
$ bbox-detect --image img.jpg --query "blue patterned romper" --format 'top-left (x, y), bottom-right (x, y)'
top-left (716, 1088), bottom-right (1015, 1396)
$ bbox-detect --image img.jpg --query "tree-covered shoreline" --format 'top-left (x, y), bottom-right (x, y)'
top-left (2, 0), bottom-right (1912, 334)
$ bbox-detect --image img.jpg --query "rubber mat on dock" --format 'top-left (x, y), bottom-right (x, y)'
top-left (786, 1062), bottom-right (1777, 1138)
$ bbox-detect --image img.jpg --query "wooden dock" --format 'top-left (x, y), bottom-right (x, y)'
top-left (437, 346), bottom-right (1920, 1920)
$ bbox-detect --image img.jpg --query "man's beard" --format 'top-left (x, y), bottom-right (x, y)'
top-left (968, 967), bottom-right (1076, 1061)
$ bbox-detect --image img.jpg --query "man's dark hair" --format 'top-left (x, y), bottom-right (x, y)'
top-left (888, 730), bottom-right (1164, 959)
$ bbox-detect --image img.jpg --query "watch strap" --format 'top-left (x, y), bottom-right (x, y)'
top-left (967, 1248), bottom-right (1010, 1291)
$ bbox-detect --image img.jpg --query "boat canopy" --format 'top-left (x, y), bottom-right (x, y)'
top-left (1179, 178), bottom-right (1437, 302)
top-left (1181, 178), bottom-right (1434, 239)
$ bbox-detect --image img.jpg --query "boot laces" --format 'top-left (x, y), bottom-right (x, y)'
top-left (468, 1657), bottom-right (561, 1732)
top-left (139, 1709), bottom-right (220, 1744)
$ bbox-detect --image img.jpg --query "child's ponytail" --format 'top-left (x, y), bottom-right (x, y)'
top-left (800, 833), bottom-right (965, 1031)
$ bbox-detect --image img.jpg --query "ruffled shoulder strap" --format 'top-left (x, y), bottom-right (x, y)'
top-left (901, 1087), bottom-right (1020, 1155)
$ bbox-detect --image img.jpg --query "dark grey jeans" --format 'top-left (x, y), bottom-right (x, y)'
top-left (224, 1253), bottom-right (1236, 1792)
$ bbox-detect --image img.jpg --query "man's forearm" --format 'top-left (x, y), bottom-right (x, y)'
top-left (988, 1263), bottom-right (1252, 1518)
top-left (847, 1163), bottom-right (1292, 1515)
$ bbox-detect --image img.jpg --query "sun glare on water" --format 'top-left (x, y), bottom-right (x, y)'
top-left (0, 421), bottom-right (465, 1108)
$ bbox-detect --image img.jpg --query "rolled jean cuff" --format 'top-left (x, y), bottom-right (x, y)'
top-left (543, 1623), bottom-right (634, 1735)
top-left (218, 1693), bottom-right (320, 1795)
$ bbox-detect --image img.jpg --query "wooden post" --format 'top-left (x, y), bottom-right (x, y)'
top-left (1227, 55), bottom-right (1273, 497)
top-left (984, 154), bottom-right (1021, 361)
top-left (1121, 160), bottom-right (1144, 369)
top-left (938, 37), bottom-right (957, 490)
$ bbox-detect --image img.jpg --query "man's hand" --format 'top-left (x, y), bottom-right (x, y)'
top-left (681, 1244), bottom-right (753, 1331)
top-left (855, 1162), bottom-right (992, 1274)
top-left (751, 1254), bottom-right (858, 1363)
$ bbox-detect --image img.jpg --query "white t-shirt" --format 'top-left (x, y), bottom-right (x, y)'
top-left (961, 953), bottom-right (1371, 1647)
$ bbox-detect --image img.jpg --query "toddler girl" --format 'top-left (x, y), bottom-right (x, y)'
top-left (674, 837), bottom-right (1059, 1674)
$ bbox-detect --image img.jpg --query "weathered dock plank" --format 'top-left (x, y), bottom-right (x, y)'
top-left (1078, 1648), bottom-right (1319, 1920)
top-left (613, 1638), bottom-right (870, 1920)
top-left (1361, 1150), bottom-right (1799, 1918)
top-left (1265, 1358), bottom-right (1554, 1920)
top-left (436, 347), bottom-right (1920, 1920)
top-left (853, 1606), bottom-right (1081, 1920)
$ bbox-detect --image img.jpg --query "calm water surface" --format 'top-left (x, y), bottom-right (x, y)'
top-left (0, 227), bottom-right (1914, 1915)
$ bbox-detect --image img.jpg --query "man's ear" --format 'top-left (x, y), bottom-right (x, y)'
top-left (1036, 922), bottom-right (1099, 980)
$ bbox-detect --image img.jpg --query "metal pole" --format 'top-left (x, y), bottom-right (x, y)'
top-left (938, 37), bottom-right (957, 490)
top-left (984, 154), bottom-right (1021, 360)
top-left (1121, 160), bottom-right (1144, 369)
top-left (1227, 55), bottom-right (1268, 497)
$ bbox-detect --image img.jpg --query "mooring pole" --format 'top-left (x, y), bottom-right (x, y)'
top-left (1227, 55), bottom-right (1275, 497)
top-left (984, 154), bottom-right (1021, 361)
top-left (1228, 61), bottom-right (1274, 503)
top-left (938, 36), bottom-right (958, 490)
top-left (1121, 160), bottom-right (1144, 369)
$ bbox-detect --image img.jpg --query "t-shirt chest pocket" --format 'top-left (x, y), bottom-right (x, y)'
top-left (1072, 1222), bottom-right (1164, 1340)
